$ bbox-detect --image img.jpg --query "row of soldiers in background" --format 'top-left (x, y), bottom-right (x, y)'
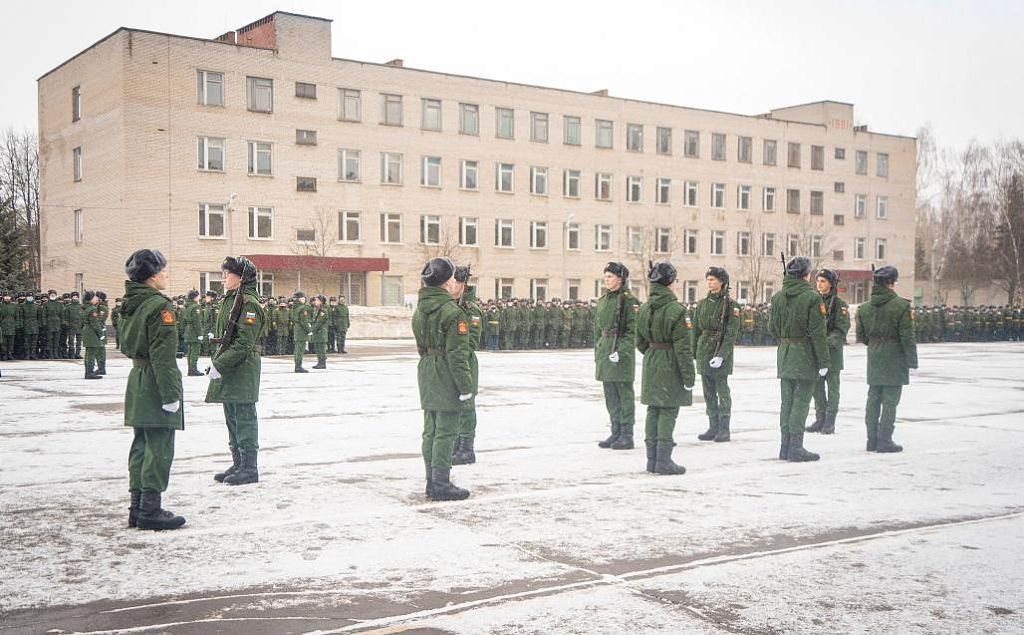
top-left (0, 290), bottom-right (111, 369)
top-left (913, 305), bottom-right (1024, 343)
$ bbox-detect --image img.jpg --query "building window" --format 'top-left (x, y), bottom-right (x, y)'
top-left (566, 222), bottom-right (580, 250)
top-left (197, 70), bottom-right (223, 107)
top-left (811, 235), bottom-right (822, 258)
top-left (810, 190), bottom-right (824, 215)
top-left (531, 278), bottom-right (548, 301)
top-left (877, 153), bottom-right (890, 177)
top-left (855, 194), bottom-right (867, 218)
top-left (459, 103), bottom-right (479, 135)
top-left (738, 136), bottom-right (752, 163)
top-left (627, 226), bottom-right (643, 254)
top-left (420, 215), bottom-right (441, 244)
top-left (73, 208), bottom-right (83, 244)
top-left (338, 149), bottom-right (360, 181)
top-left (656, 178), bottom-right (671, 204)
top-left (339, 211), bottom-right (361, 242)
top-left (296, 176), bottom-right (317, 192)
top-left (711, 183), bottom-right (726, 209)
top-left (876, 238), bottom-right (887, 260)
top-left (200, 272), bottom-right (224, 295)
top-left (762, 232), bottom-right (776, 256)
top-left (684, 229), bottom-right (698, 255)
top-left (296, 228), bottom-right (316, 243)
top-left (835, 147), bottom-right (846, 160)
top-left (530, 221), bottom-right (548, 249)
top-left (72, 146), bottom-right (82, 181)
top-left (198, 203), bottom-right (225, 238)
top-left (496, 107), bottom-right (515, 139)
top-left (422, 98), bottom-right (442, 131)
top-left (530, 166), bottom-right (548, 195)
top-left (296, 129), bottom-right (317, 145)
top-left (197, 136), bottom-right (224, 171)
top-left (835, 181), bottom-right (845, 193)
top-left (496, 162), bottom-right (515, 193)
top-left (684, 130), bottom-right (700, 158)
top-left (656, 227), bottom-right (671, 254)
top-left (566, 278), bottom-right (581, 300)
top-left (855, 150), bottom-right (868, 175)
top-left (564, 115), bottom-right (581, 145)
top-left (380, 213), bottom-right (402, 243)
top-left (339, 88), bottom-right (361, 121)
top-left (460, 159), bottom-right (479, 190)
top-left (564, 169), bottom-right (581, 198)
top-left (627, 176), bottom-right (643, 203)
top-left (627, 123), bottom-right (643, 152)
top-left (763, 282), bottom-right (776, 303)
top-left (257, 272), bottom-right (274, 297)
top-left (247, 206), bottom-right (273, 239)
top-left (683, 281), bottom-right (699, 304)
top-left (811, 145), bottom-right (825, 170)
top-left (877, 196), bottom-right (889, 219)
top-left (737, 231), bottom-right (751, 256)
top-left (712, 133), bottom-right (727, 161)
top-left (787, 142), bottom-right (801, 168)
top-left (855, 237), bottom-right (866, 260)
top-left (71, 86), bottom-right (81, 121)
top-left (786, 189), bottom-right (801, 214)
top-left (595, 224), bottom-right (612, 251)
top-left (737, 185), bottom-right (751, 210)
top-left (787, 234), bottom-right (799, 258)
top-left (763, 139), bottom-right (777, 166)
top-left (711, 230), bottom-right (725, 256)
top-left (763, 186), bottom-right (777, 212)
top-left (420, 156), bottom-right (442, 187)
top-left (833, 249), bottom-right (845, 261)
top-left (295, 82), bottom-right (316, 99)
top-left (248, 141), bottom-right (272, 176)
top-left (834, 214), bottom-right (845, 226)
top-left (657, 127), bottom-right (672, 155)
top-left (495, 219), bottom-right (515, 247)
top-left (459, 217), bottom-right (478, 246)
top-left (530, 112), bottom-right (549, 142)
top-left (596, 173), bottom-right (612, 200)
top-left (596, 119), bottom-right (614, 148)
top-left (381, 152), bottom-right (402, 185)
top-left (736, 281), bottom-right (750, 302)
top-left (381, 93), bottom-right (403, 125)
top-left (246, 76), bottom-right (273, 113)
top-left (496, 278), bottom-right (514, 299)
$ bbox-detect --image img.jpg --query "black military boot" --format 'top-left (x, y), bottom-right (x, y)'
top-left (697, 416), bottom-right (718, 441)
top-left (866, 424), bottom-right (878, 451)
top-left (654, 443), bottom-right (686, 475)
top-left (779, 430), bottom-right (791, 460)
top-left (424, 464), bottom-right (432, 497)
top-left (312, 361), bottom-right (326, 369)
top-left (820, 412), bottom-right (837, 435)
top-left (128, 489), bottom-right (141, 528)
top-left (224, 449), bottom-right (259, 485)
top-left (97, 360), bottom-right (107, 375)
top-left (714, 415), bottom-right (731, 442)
top-left (450, 437), bottom-right (464, 462)
top-left (875, 427), bottom-right (903, 453)
top-left (787, 431), bottom-right (820, 462)
top-left (452, 438), bottom-right (476, 465)
top-left (645, 441), bottom-right (657, 473)
top-left (611, 427), bottom-right (635, 450)
top-left (84, 366), bottom-right (103, 380)
top-left (294, 364), bottom-right (308, 373)
top-left (805, 409), bottom-right (826, 433)
top-left (214, 447), bottom-right (241, 482)
top-left (427, 466), bottom-right (470, 501)
top-left (136, 491), bottom-right (186, 530)
top-left (598, 424), bottom-right (621, 448)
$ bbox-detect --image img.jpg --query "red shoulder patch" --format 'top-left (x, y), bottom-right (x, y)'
top-left (457, 320), bottom-right (468, 334)
top-left (161, 310), bottom-right (175, 325)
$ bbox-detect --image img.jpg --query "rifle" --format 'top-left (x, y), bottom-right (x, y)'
top-left (210, 288), bottom-right (245, 361)
top-left (780, 251), bottom-right (787, 276)
top-left (609, 288), bottom-right (626, 363)
top-left (712, 283), bottom-right (731, 358)
top-left (826, 273), bottom-right (840, 332)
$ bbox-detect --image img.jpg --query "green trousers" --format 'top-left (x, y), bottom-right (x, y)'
top-left (97, 341), bottom-right (106, 367)
top-left (458, 406), bottom-right (477, 440)
top-left (45, 329), bottom-right (60, 356)
top-left (293, 337), bottom-right (307, 366)
top-left (277, 334), bottom-right (289, 356)
top-left (701, 374), bottom-right (732, 417)
top-left (602, 381), bottom-right (636, 427)
top-left (779, 378), bottom-right (815, 434)
top-left (866, 384), bottom-right (903, 437)
top-left (314, 341), bottom-right (327, 364)
top-left (187, 340), bottom-right (201, 369)
top-left (128, 427), bottom-right (175, 492)
top-left (644, 405), bottom-right (679, 445)
top-left (0, 332), bottom-right (13, 356)
top-left (84, 346), bottom-right (103, 373)
top-left (223, 402), bottom-right (259, 451)
top-left (422, 410), bottom-right (459, 469)
top-left (338, 329), bottom-right (347, 352)
top-left (813, 370), bottom-right (842, 414)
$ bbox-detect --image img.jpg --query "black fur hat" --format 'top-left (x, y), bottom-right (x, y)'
top-left (873, 265), bottom-right (899, 285)
top-left (421, 257), bottom-right (455, 287)
top-left (603, 261), bottom-right (629, 281)
top-left (648, 261), bottom-right (678, 286)
top-left (125, 249), bottom-right (167, 283)
top-left (221, 256), bottom-right (258, 283)
top-left (705, 266), bottom-right (730, 286)
top-left (785, 256), bottom-right (813, 278)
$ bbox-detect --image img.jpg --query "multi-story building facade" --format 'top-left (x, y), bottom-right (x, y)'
top-left (38, 11), bottom-right (915, 305)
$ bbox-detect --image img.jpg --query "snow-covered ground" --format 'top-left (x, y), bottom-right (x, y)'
top-left (1, 341), bottom-right (1023, 634)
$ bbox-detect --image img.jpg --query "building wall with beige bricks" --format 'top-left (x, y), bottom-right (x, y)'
top-left (39, 11), bottom-right (916, 305)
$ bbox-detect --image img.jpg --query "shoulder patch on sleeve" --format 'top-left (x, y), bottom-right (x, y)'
top-left (819, 303), bottom-right (827, 316)
top-left (470, 315), bottom-right (481, 327)
top-left (161, 309), bottom-right (175, 325)
top-left (244, 310), bottom-right (257, 325)
top-left (458, 320), bottom-right (468, 335)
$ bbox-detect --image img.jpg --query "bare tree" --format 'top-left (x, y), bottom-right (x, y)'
top-left (292, 206), bottom-right (337, 294)
top-left (0, 129), bottom-right (40, 287)
top-left (737, 213), bottom-right (773, 303)
top-left (991, 140), bottom-right (1024, 304)
top-left (418, 218), bottom-right (464, 262)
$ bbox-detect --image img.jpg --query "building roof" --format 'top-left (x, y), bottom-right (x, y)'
top-left (243, 254), bottom-right (390, 273)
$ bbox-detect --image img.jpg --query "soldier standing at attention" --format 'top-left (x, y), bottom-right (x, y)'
top-left (768, 256), bottom-right (829, 462)
top-left (291, 291), bottom-right (312, 373)
top-left (595, 262), bottom-right (640, 450)
top-left (111, 297), bottom-right (123, 350)
top-left (43, 291), bottom-right (63, 359)
top-left (0, 293), bottom-right (17, 360)
top-left (412, 257), bottom-right (475, 501)
top-left (120, 249), bottom-right (185, 530)
top-left (182, 290), bottom-right (204, 376)
top-left (65, 291), bottom-right (84, 359)
top-left (452, 265), bottom-right (481, 466)
top-left (692, 267), bottom-right (740, 443)
top-left (327, 296), bottom-right (339, 354)
top-left (95, 291), bottom-right (110, 374)
top-left (310, 294), bottom-right (330, 369)
top-left (336, 295), bottom-right (351, 354)
top-left (806, 269), bottom-right (850, 435)
top-left (276, 298), bottom-right (291, 356)
top-left (855, 266), bottom-right (918, 453)
top-left (81, 291), bottom-right (105, 379)
top-left (21, 294), bottom-right (39, 359)
top-left (636, 262), bottom-right (695, 475)
top-left (206, 256), bottom-right (265, 485)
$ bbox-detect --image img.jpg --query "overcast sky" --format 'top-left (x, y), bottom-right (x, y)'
top-left (3, 0), bottom-right (1021, 150)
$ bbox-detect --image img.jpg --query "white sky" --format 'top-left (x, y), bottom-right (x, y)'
top-left (2, 0), bottom-right (1022, 150)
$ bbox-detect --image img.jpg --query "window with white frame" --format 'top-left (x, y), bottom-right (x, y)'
top-left (738, 185), bottom-right (751, 210)
top-left (564, 169), bottom-right (581, 198)
top-left (763, 139), bottom-right (778, 166)
top-left (711, 183), bottom-right (725, 209)
top-left (787, 234), bottom-right (799, 256)
top-left (339, 88), bottom-right (361, 121)
top-left (763, 186), bottom-right (777, 212)
top-left (596, 173), bottom-right (612, 200)
top-left (711, 230), bottom-right (725, 256)
top-left (855, 237), bottom-right (866, 259)
top-left (657, 127), bottom-right (672, 154)
top-left (627, 176), bottom-right (643, 202)
top-left (460, 160), bottom-right (479, 189)
top-left (496, 107), bottom-right (514, 139)
top-left (295, 82), bottom-right (316, 99)
top-left (530, 221), bottom-right (548, 249)
top-left (566, 222), bottom-right (580, 250)
top-left (459, 217), bottom-right (478, 246)
top-left (684, 281), bottom-right (699, 303)
top-left (762, 232), bottom-right (776, 256)
top-left (875, 238), bottom-right (887, 260)
top-left (811, 235), bottom-right (822, 258)
top-left (459, 103), bottom-right (479, 135)
top-left (787, 188), bottom-right (801, 214)
top-left (876, 196), bottom-right (889, 219)
top-left (684, 229), bottom-right (698, 254)
top-left (380, 213), bottom-right (402, 243)
top-left (685, 181), bottom-right (699, 207)
top-left (248, 141), bottom-right (272, 176)
top-left (626, 123), bottom-right (643, 152)
top-left (877, 153), bottom-right (889, 177)
top-left (530, 166), bottom-right (548, 195)
top-left (197, 70), bottom-right (224, 106)
top-left (737, 231), bottom-right (751, 256)
top-left (738, 136), bottom-right (752, 163)
top-left (421, 156), bottom-right (442, 187)
top-left (296, 176), bottom-right (317, 192)
top-left (810, 190), bottom-right (824, 215)
top-left (566, 279), bottom-right (581, 300)
top-left (71, 85), bottom-right (81, 121)
top-left (855, 150), bottom-right (868, 175)
top-left (595, 224), bottom-right (612, 251)
top-left (295, 129), bottom-right (317, 145)
top-left (564, 115), bottom-right (581, 145)
top-left (811, 145), bottom-right (825, 171)
top-left (788, 142), bottom-right (801, 168)
top-left (530, 112), bottom-right (548, 142)
top-left (200, 272), bottom-right (224, 295)
top-left (596, 119), bottom-right (613, 148)
top-left (763, 282), bottom-right (776, 303)
top-left (338, 211), bottom-right (360, 242)
top-left (855, 194), bottom-right (867, 218)
top-left (382, 93), bottom-right (403, 125)
top-left (381, 152), bottom-right (402, 185)
top-left (197, 136), bottom-right (224, 171)
top-left (257, 272), bottom-right (274, 297)
top-left (712, 133), bottom-right (726, 160)
top-left (496, 278), bottom-right (514, 299)
top-left (531, 278), bottom-right (548, 301)
top-left (338, 149), bottom-right (359, 181)
top-left (247, 206), bottom-right (272, 239)
top-left (198, 203), bottom-right (225, 238)
top-left (246, 76), bottom-right (273, 113)
top-left (656, 227), bottom-right (671, 253)
top-left (736, 281), bottom-right (750, 302)
top-left (495, 219), bottom-right (514, 247)
top-left (74, 208), bottom-right (83, 244)
top-left (496, 163), bottom-right (515, 193)
top-left (626, 226), bottom-right (643, 254)
top-left (420, 215), bottom-right (441, 244)
top-left (685, 130), bottom-right (700, 157)
top-left (656, 177), bottom-right (671, 204)
top-left (421, 98), bottom-right (442, 131)
top-left (296, 227), bottom-right (316, 243)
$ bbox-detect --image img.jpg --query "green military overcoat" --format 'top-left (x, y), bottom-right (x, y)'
top-left (206, 284), bottom-right (265, 403)
top-left (412, 286), bottom-right (476, 412)
top-left (692, 290), bottom-right (741, 377)
top-left (594, 287), bottom-right (640, 382)
top-left (120, 281), bottom-right (183, 429)
top-left (768, 276), bottom-right (830, 381)
top-left (636, 284), bottom-right (695, 407)
top-left (821, 291), bottom-right (851, 371)
top-left (855, 285), bottom-right (918, 386)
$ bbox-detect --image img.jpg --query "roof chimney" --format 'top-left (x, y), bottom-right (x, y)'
top-left (385, 58), bottom-right (404, 68)
top-left (590, 89), bottom-right (609, 97)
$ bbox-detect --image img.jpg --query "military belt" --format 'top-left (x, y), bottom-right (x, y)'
top-left (131, 358), bottom-right (150, 368)
top-left (648, 342), bottom-right (673, 350)
top-left (780, 337), bottom-right (809, 343)
top-left (601, 330), bottom-right (620, 337)
top-left (425, 347), bottom-right (447, 356)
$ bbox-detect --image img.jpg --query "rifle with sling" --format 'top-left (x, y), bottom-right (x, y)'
top-left (210, 289), bottom-right (245, 361)
top-left (711, 283), bottom-right (731, 359)
top-left (609, 289), bottom-right (626, 363)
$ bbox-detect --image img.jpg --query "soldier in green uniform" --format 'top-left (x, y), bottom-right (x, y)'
top-left (291, 291), bottom-right (312, 372)
top-left (452, 266), bottom-right (482, 466)
top-left (65, 292), bottom-right (84, 359)
top-left (182, 290), bottom-right (204, 376)
top-left (39, 292), bottom-right (59, 358)
top-left (81, 291), bottom-right (105, 379)
top-left (595, 262), bottom-right (640, 450)
top-left (336, 295), bottom-right (351, 353)
top-left (327, 296), bottom-right (339, 353)
top-left (310, 294), bottom-right (330, 369)
top-left (412, 257), bottom-right (475, 501)
top-left (807, 269), bottom-right (850, 435)
top-left (201, 291), bottom-right (217, 355)
top-left (855, 266), bottom-right (918, 453)
top-left (206, 256), bottom-right (265, 485)
top-left (20, 294), bottom-right (39, 359)
top-left (0, 292), bottom-right (16, 360)
top-left (111, 297), bottom-right (123, 350)
top-left (768, 256), bottom-right (829, 462)
top-left (636, 262), bottom-right (695, 475)
top-left (276, 298), bottom-right (291, 356)
top-left (120, 249), bottom-right (185, 530)
top-left (95, 291), bottom-right (110, 374)
top-left (692, 267), bottom-right (740, 443)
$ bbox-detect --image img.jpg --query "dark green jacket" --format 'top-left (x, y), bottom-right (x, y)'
top-left (311, 305), bottom-right (330, 343)
top-left (65, 300), bottom-right (83, 332)
top-left (206, 284), bottom-right (264, 403)
top-left (636, 284), bottom-right (695, 407)
top-left (21, 302), bottom-right (39, 334)
top-left (0, 301), bottom-right (17, 335)
top-left (692, 290), bottom-right (740, 377)
top-left (821, 291), bottom-right (851, 371)
top-left (412, 286), bottom-right (475, 412)
top-left (120, 281), bottom-right (183, 429)
top-left (768, 276), bottom-right (830, 381)
top-left (855, 285), bottom-right (918, 386)
top-left (81, 302), bottom-right (105, 347)
top-left (594, 287), bottom-right (640, 383)
top-left (44, 300), bottom-right (63, 330)
top-left (182, 301), bottom-right (203, 341)
top-left (292, 303), bottom-right (312, 339)
top-left (335, 303), bottom-right (350, 330)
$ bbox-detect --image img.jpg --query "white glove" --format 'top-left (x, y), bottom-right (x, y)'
top-left (197, 335), bottom-right (204, 341)
top-left (608, 351), bottom-right (620, 363)
top-left (709, 356), bottom-right (723, 369)
top-left (459, 393), bottom-right (473, 401)
top-left (208, 332), bottom-right (215, 339)
top-left (818, 368), bottom-right (828, 377)
top-left (161, 402), bottom-right (180, 414)
top-left (683, 384), bottom-right (694, 391)
top-left (207, 365), bottom-right (221, 380)
top-left (308, 332), bottom-right (313, 338)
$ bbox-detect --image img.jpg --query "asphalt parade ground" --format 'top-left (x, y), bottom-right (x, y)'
top-left (1, 341), bottom-right (1023, 634)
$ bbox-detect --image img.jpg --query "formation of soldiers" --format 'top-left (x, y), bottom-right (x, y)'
top-left (0, 289), bottom-right (110, 364)
top-left (478, 298), bottom-right (595, 350)
top-left (913, 305), bottom-right (1024, 343)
